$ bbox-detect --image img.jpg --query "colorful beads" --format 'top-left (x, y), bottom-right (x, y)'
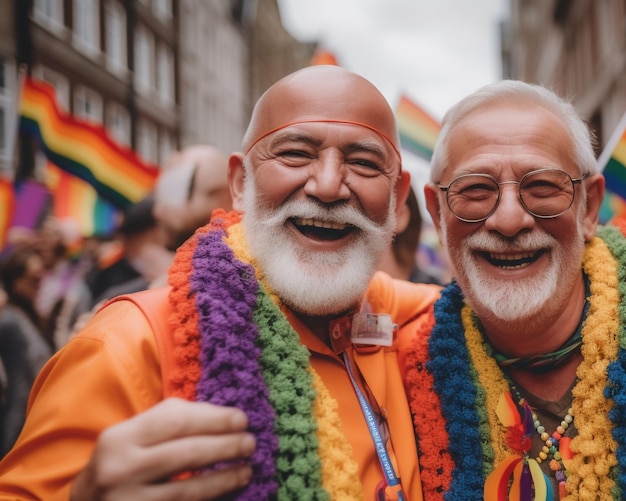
top-left (526, 393), bottom-right (574, 488)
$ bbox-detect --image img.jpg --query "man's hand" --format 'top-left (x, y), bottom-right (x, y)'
top-left (70, 398), bottom-right (255, 500)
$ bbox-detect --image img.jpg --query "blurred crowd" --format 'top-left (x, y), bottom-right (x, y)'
top-left (0, 144), bottom-right (232, 456)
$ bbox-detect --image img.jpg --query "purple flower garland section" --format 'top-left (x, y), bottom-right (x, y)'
top-left (190, 226), bottom-right (279, 499)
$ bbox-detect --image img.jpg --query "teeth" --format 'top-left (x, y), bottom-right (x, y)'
top-left (500, 263), bottom-right (529, 270)
top-left (294, 217), bottom-right (348, 230)
top-left (489, 252), bottom-right (535, 261)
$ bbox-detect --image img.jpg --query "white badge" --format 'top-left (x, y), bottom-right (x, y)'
top-left (350, 313), bottom-right (396, 347)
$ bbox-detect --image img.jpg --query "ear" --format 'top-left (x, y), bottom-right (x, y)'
top-left (228, 153), bottom-right (246, 212)
top-left (424, 182), bottom-right (443, 237)
top-left (396, 200), bottom-right (411, 233)
top-left (394, 171), bottom-right (411, 220)
top-left (581, 173), bottom-right (605, 241)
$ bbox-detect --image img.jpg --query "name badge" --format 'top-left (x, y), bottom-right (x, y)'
top-left (350, 313), bottom-right (396, 347)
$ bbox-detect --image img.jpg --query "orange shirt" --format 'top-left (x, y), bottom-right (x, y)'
top-left (0, 272), bottom-right (439, 500)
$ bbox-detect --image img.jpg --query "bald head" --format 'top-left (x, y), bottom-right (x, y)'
top-left (242, 66), bottom-right (400, 158)
top-left (154, 144), bottom-right (231, 250)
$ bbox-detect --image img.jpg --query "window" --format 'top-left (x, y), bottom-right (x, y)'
top-left (73, 0), bottom-right (100, 56)
top-left (156, 43), bottom-right (174, 104)
top-left (134, 26), bottom-right (155, 94)
top-left (32, 65), bottom-right (70, 111)
top-left (106, 102), bottom-right (130, 147)
top-left (105, 0), bottom-right (127, 75)
top-left (74, 85), bottom-right (103, 124)
top-left (158, 128), bottom-right (174, 166)
top-left (0, 59), bottom-right (16, 173)
top-left (136, 118), bottom-right (157, 164)
top-left (153, 0), bottom-right (172, 22)
top-left (33, 0), bottom-right (65, 34)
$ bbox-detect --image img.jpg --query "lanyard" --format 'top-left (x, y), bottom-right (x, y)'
top-left (341, 351), bottom-right (405, 501)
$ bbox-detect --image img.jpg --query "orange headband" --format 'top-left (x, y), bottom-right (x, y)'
top-left (244, 119), bottom-right (402, 162)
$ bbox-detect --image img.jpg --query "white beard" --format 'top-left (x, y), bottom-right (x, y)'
top-left (241, 172), bottom-right (397, 316)
top-left (441, 219), bottom-right (586, 322)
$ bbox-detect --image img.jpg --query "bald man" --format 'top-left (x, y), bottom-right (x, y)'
top-left (154, 145), bottom-right (232, 251)
top-left (0, 66), bottom-right (439, 500)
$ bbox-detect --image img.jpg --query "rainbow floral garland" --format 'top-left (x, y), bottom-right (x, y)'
top-left (167, 210), bottom-right (362, 500)
top-left (402, 225), bottom-right (626, 500)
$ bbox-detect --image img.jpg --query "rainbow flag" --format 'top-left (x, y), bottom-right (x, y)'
top-left (44, 163), bottom-right (120, 237)
top-left (19, 76), bottom-right (159, 211)
top-left (395, 94), bottom-right (441, 161)
top-left (11, 179), bottom-right (50, 231)
top-left (0, 178), bottom-right (15, 250)
top-left (309, 48), bottom-right (339, 66)
top-left (598, 112), bottom-right (626, 224)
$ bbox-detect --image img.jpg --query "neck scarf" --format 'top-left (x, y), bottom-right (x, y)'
top-left (166, 210), bottom-right (363, 500)
top-left (402, 225), bottom-right (626, 500)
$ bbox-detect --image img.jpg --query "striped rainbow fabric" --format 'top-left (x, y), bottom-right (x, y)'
top-left (0, 178), bottom-right (15, 250)
top-left (599, 112), bottom-right (626, 224)
top-left (395, 94), bottom-right (441, 161)
top-left (44, 163), bottom-right (120, 237)
top-left (19, 76), bottom-right (159, 211)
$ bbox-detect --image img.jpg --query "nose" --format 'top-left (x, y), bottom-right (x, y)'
top-left (483, 183), bottom-right (535, 236)
top-left (303, 151), bottom-right (351, 203)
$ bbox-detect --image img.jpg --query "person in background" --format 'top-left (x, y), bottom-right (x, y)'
top-left (84, 194), bottom-right (172, 306)
top-left (377, 184), bottom-right (442, 285)
top-left (153, 144), bottom-right (232, 252)
top-left (397, 80), bottom-right (623, 499)
top-left (0, 246), bottom-right (52, 456)
top-left (0, 65), bottom-right (440, 500)
top-left (34, 216), bottom-right (92, 350)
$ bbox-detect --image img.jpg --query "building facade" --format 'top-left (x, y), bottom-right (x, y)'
top-left (501, 0), bottom-right (626, 153)
top-left (0, 0), bottom-right (314, 179)
top-left (178, 0), bottom-right (314, 153)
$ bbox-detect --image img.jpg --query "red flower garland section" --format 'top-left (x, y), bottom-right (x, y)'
top-left (167, 210), bottom-right (242, 399)
top-left (402, 304), bottom-right (454, 498)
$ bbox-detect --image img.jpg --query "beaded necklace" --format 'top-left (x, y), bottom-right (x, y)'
top-left (494, 384), bottom-right (575, 498)
top-left (532, 404), bottom-right (573, 493)
top-left (401, 226), bottom-right (626, 500)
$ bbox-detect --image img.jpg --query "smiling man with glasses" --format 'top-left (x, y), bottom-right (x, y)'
top-left (395, 80), bottom-right (626, 500)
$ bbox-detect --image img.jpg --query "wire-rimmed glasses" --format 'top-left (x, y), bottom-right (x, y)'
top-left (437, 168), bottom-right (588, 223)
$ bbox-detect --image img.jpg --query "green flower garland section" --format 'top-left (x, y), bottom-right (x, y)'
top-left (226, 224), bottom-right (363, 500)
top-left (254, 286), bottom-right (326, 499)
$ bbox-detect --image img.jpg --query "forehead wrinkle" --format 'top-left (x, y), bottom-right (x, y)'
top-left (269, 130), bottom-right (389, 160)
top-left (268, 130), bottom-right (323, 148)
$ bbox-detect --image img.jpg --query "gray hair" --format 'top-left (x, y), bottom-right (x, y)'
top-left (430, 80), bottom-right (597, 181)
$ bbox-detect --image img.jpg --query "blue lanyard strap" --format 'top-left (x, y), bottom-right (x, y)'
top-left (341, 351), bottom-right (405, 501)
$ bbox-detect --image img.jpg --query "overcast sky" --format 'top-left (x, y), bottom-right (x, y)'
top-left (277, 0), bottom-right (509, 122)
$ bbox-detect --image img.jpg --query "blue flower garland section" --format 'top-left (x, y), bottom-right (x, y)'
top-left (599, 225), bottom-right (626, 498)
top-left (426, 281), bottom-right (485, 499)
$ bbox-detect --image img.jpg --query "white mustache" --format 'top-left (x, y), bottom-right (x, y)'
top-left (254, 199), bottom-right (387, 236)
top-left (464, 231), bottom-right (557, 253)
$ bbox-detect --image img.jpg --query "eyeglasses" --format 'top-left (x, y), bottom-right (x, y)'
top-left (437, 168), bottom-right (588, 223)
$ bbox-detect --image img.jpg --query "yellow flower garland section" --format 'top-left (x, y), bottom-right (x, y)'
top-left (568, 237), bottom-right (619, 499)
top-left (462, 306), bottom-right (513, 464)
top-left (465, 237), bottom-right (619, 499)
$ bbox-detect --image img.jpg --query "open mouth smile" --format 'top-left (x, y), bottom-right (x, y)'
top-left (291, 217), bottom-right (357, 241)
top-left (479, 250), bottom-right (546, 270)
